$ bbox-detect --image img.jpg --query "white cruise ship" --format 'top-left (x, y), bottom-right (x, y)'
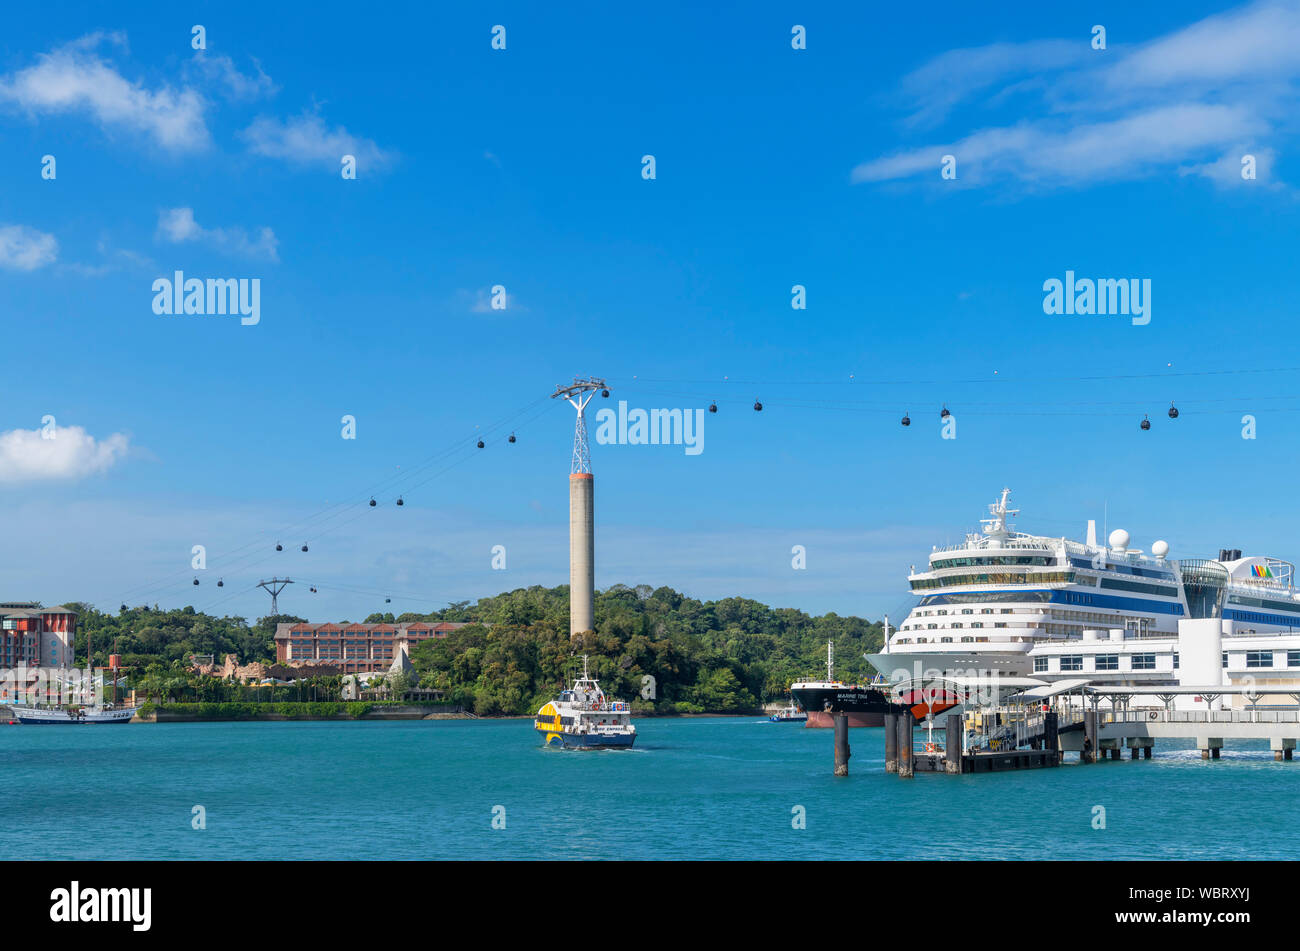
top-left (866, 489), bottom-right (1300, 703)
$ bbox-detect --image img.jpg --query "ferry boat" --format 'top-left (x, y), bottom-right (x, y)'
top-left (534, 656), bottom-right (636, 749)
top-left (768, 702), bottom-right (807, 723)
top-left (866, 488), bottom-right (1300, 707)
top-left (790, 641), bottom-right (891, 727)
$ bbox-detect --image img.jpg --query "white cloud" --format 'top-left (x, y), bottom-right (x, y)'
top-left (459, 287), bottom-right (525, 314)
top-left (1102, 0), bottom-right (1300, 92)
top-left (185, 53), bottom-right (276, 102)
top-left (157, 207), bottom-right (279, 261)
top-left (1180, 145), bottom-right (1282, 189)
top-left (897, 39), bottom-right (1088, 129)
top-left (65, 241), bottom-right (155, 277)
top-left (0, 224), bottom-right (57, 270)
top-left (854, 103), bottom-right (1264, 186)
top-left (0, 33), bottom-right (208, 151)
top-left (239, 111), bottom-right (390, 170)
top-left (855, 0), bottom-right (1300, 190)
top-left (0, 426), bottom-right (129, 483)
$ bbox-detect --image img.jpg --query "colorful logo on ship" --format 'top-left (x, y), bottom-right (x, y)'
top-left (1252, 564), bottom-right (1274, 578)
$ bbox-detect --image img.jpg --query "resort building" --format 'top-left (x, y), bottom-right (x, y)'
top-left (274, 620), bottom-right (471, 673)
top-left (0, 602), bottom-right (78, 669)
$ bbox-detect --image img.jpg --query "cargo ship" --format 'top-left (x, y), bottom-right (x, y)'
top-left (790, 641), bottom-right (892, 727)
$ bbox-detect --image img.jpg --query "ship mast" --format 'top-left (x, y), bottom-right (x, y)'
top-left (981, 487), bottom-right (1019, 538)
top-left (827, 641), bottom-right (834, 681)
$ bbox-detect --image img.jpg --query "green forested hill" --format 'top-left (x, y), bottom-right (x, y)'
top-left (401, 584), bottom-right (885, 715)
top-left (67, 584), bottom-right (885, 715)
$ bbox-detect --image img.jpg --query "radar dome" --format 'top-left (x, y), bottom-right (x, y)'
top-left (1108, 529), bottom-right (1130, 551)
top-left (1151, 540), bottom-right (1170, 558)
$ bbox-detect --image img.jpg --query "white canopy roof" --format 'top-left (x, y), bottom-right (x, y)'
top-left (1010, 678), bottom-right (1093, 701)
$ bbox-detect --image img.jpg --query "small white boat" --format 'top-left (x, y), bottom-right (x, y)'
top-left (768, 702), bottom-right (807, 723)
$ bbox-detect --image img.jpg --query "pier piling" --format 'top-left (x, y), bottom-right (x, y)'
top-left (833, 714), bottom-right (850, 776)
top-left (1083, 710), bottom-right (1097, 764)
top-left (944, 714), bottom-right (962, 774)
top-left (897, 710), bottom-right (914, 779)
top-left (884, 710), bottom-right (898, 773)
top-left (1044, 711), bottom-right (1059, 765)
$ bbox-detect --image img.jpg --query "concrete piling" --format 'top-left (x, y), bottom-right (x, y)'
top-left (944, 713), bottom-right (962, 774)
top-left (833, 714), bottom-right (850, 776)
top-left (884, 710), bottom-right (898, 773)
top-left (1083, 710), bottom-right (1097, 764)
top-left (897, 710), bottom-right (914, 779)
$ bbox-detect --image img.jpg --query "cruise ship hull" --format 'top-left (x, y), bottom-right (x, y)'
top-left (865, 650), bottom-right (1034, 681)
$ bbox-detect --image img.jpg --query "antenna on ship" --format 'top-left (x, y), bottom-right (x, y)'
top-left (981, 487), bottom-right (1018, 537)
top-left (827, 641), bottom-right (834, 682)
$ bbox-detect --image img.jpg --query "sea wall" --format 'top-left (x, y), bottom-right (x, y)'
top-left (136, 701), bottom-right (462, 722)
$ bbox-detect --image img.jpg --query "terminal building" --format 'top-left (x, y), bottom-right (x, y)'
top-left (0, 602), bottom-right (78, 669)
top-left (274, 620), bottom-right (471, 674)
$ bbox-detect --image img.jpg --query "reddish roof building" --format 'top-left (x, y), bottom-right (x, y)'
top-left (0, 602), bottom-right (78, 669)
top-left (274, 620), bottom-right (472, 673)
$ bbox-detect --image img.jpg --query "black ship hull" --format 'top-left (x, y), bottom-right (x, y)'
top-left (789, 684), bottom-right (891, 728)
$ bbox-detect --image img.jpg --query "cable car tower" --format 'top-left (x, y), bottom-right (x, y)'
top-left (551, 377), bottom-right (607, 636)
top-left (257, 577), bottom-right (294, 615)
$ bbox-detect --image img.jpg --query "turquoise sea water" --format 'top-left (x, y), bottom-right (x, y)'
top-left (2, 718), bottom-right (1295, 860)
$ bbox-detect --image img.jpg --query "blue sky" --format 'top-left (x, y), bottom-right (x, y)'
top-left (3, 1), bottom-right (1300, 624)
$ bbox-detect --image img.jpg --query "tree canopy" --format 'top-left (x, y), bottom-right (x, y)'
top-left (69, 585), bottom-right (886, 716)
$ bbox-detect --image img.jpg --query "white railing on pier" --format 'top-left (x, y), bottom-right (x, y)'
top-left (1101, 709), bottom-right (1300, 725)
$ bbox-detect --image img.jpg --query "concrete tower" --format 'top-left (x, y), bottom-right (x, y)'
top-left (552, 377), bottom-right (606, 636)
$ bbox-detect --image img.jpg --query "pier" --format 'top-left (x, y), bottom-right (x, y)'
top-left (830, 677), bottom-right (1300, 775)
